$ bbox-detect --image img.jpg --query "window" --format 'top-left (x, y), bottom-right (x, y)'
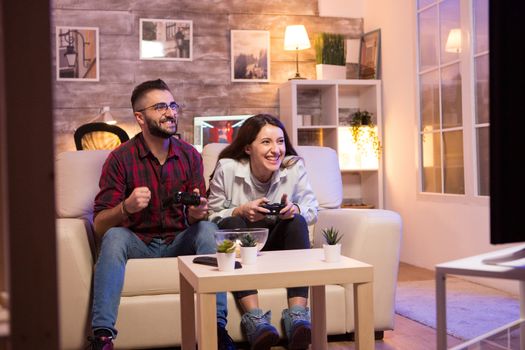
top-left (416, 0), bottom-right (489, 196)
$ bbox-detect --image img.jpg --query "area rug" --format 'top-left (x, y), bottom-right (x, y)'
top-left (395, 277), bottom-right (519, 340)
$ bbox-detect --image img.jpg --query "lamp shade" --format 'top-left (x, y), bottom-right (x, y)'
top-left (284, 25), bottom-right (311, 51)
top-left (445, 28), bottom-right (462, 53)
top-left (100, 106), bottom-right (117, 125)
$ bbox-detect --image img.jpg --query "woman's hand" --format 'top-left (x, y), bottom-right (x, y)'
top-left (278, 194), bottom-right (299, 220)
top-left (234, 197), bottom-right (269, 222)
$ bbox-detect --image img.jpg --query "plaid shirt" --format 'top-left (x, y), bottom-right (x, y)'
top-left (93, 133), bottom-right (206, 244)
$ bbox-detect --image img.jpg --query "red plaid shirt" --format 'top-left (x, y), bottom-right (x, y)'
top-left (93, 133), bottom-right (206, 244)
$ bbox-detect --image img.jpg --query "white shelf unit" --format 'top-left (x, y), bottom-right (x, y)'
top-left (279, 79), bottom-right (383, 209)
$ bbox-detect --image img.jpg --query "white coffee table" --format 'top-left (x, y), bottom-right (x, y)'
top-left (178, 248), bottom-right (374, 350)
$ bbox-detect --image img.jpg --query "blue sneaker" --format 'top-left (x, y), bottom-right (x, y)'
top-left (282, 306), bottom-right (311, 349)
top-left (241, 308), bottom-right (279, 350)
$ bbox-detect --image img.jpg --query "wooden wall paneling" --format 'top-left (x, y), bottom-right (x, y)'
top-left (51, 1), bottom-right (363, 154)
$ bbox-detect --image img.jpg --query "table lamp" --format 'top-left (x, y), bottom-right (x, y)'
top-left (445, 28), bottom-right (462, 53)
top-left (284, 25), bottom-right (311, 80)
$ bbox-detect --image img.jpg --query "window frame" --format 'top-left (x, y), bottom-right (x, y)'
top-left (415, 0), bottom-right (489, 204)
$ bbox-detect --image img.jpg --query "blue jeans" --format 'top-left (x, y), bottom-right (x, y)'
top-left (91, 221), bottom-right (227, 338)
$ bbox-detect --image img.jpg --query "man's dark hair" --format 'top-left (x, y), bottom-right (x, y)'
top-left (131, 79), bottom-right (171, 111)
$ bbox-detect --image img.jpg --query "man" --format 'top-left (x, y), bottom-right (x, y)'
top-left (87, 79), bottom-right (235, 350)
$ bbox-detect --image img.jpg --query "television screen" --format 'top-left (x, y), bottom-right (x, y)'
top-left (489, 0), bottom-right (525, 245)
top-left (193, 115), bottom-right (252, 153)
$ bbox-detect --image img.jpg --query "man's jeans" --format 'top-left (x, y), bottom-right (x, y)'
top-left (91, 221), bottom-right (227, 338)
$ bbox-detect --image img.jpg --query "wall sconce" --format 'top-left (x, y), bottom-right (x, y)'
top-left (88, 106), bottom-right (117, 125)
top-left (445, 28), bottom-right (462, 53)
top-left (284, 25), bottom-right (311, 80)
top-left (59, 29), bottom-right (92, 68)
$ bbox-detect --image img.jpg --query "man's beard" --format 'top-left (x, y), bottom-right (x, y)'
top-left (145, 115), bottom-right (178, 139)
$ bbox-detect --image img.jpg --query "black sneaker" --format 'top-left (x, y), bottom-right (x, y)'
top-left (217, 325), bottom-right (237, 350)
top-left (85, 335), bottom-right (114, 350)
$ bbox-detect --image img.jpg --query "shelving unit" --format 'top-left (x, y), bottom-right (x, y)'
top-left (279, 79), bottom-right (383, 208)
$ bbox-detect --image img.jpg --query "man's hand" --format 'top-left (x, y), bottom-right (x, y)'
top-left (234, 197), bottom-right (269, 222)
top-left (187, 188), bottom-right (208, 222)
top-left (124, 186), bottom-right (151, 214)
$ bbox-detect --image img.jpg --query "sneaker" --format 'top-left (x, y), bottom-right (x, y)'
top-left (282, 306), bottom-right (311, 349)
top-left (241, 308), bottom-right (279, 350)
top-left (217, 325), bottom-right (237, 350)
top-left (85, 335), bottom-right (113, 350)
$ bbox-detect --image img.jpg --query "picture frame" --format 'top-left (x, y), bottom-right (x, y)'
top-left (56, 26), bottom-right (99, 81)
top-left (139, 18), bottom-right (193, 61)
top-left (359, 29), bottom-right (381, 79)
top-left (231, 30), bottom-right (270, 82)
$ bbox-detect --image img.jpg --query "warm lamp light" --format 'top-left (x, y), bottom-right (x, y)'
top-left (88, 106), bottom-right (117, 125)
top-left (445, 28), bottom-right (462, 53)
top-left (284, 25), bottom-right (311, 80)
top-left (337, 126), bottom-right (379, 171)
top-left (100, 106), bottom-right (117, 125)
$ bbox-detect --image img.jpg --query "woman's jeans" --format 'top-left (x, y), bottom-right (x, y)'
top-left (91, 221), bottom-right (227, 338)
top-left (218, 214), bottom-right (310, 301)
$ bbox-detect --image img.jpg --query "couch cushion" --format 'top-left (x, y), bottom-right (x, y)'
top-left (122, 258), bottom-right (180, 296)
top-left (55, 150), bottom-right (111, 218)
top-left (296, 146), bottom-right (342, 209)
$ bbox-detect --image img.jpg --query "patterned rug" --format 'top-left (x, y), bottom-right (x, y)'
top-left (395, 277), bottom-right (520, 340)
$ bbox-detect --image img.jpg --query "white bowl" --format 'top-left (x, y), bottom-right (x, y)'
top-left (214, 228), bottom-right (269, 253)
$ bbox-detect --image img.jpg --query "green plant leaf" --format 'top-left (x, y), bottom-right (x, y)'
top-left (322, 226), bottom-right (343, 245)
top-left (217, 239), bottom-right (236, 253)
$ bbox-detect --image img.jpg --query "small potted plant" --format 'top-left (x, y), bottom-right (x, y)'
top-left (239, 233), bottom-right (258, 264)
top-left (216, 239), bottom-right (237, 271)
top-left (350, 110), bottom-right (381, 158)
top-left (322, 227), bottom-right (343, 263)
top-left (314, 32), bottom-right (346, 80)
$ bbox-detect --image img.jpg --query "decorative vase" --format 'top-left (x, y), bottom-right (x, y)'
top-left (316, 64), bottom-right (346, 80)
top-left (323, 243), bottom-right (342, 263)
top-left (217, 252), bottom-right (236, 271)
top-left (240, 246), bottom-right (258, 265)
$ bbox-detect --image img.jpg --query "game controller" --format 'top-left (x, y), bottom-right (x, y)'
top-left (261, 202), bottom-right (286, 215)
top-left (174, 191), bottom-right (201, 206)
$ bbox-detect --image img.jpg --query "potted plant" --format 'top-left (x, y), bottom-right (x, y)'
top-left (216, 239), bottom-right (237, 271)
top-left (322, 227), bottom-right (343, 263)
top-left (350, 110), bottom-right (381, 158)
top-left (314, 32), bottom-right (346, 80)
top-left (239, 233), bottom-right (258, 264)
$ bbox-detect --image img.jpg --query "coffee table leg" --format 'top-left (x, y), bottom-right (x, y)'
top-left (180, 274), bottom-right (196, 350)
top-left (311, 285), bottom-right (328, 350)
top-left (354, 281), bottom-right (374, 350)
top-left (197, 293), bottom-right (217, 350)
top-left (436, 270), bottom-right (447, 350)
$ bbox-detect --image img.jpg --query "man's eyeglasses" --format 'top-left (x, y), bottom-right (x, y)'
top-left (137, 102), bottom-right (180, 114)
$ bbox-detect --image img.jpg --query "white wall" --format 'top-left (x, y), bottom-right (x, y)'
top-left (320, 0), bottom-right (521, 294)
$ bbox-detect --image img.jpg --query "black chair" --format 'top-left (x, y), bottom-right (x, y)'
top-left (74, 122), bottom-right (130, 150)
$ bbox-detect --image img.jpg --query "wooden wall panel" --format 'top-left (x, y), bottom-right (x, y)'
top-left (52, 1), bottom-right (361, 154)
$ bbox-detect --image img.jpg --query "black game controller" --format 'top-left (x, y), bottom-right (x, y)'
top-left (174, 191), bottom-right (201, 206)
top-left (261, 202), bottom-right (286, 215)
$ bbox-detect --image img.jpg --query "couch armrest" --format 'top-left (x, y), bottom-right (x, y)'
top-left (56, 218), bottom-right (95, 350)
top-left (313, 208), bottom-right (402, 331)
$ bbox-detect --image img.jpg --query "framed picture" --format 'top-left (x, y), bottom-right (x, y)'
top-left (56, 26), bottom-right (99, 81)
top-left (231, 30), bottom-right (270, 82)
top-left (359, 29), bottom-right (381, 79)
top-left (193, 115), bottom-right (252, 152)
top-left (139, 19), bottom-right (193, 61)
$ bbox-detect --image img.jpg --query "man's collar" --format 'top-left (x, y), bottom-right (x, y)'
top-left (136, 133), bottom-right (181, 160)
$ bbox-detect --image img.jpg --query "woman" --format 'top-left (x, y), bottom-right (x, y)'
top-left (208, 114), bottom-right (319, 350)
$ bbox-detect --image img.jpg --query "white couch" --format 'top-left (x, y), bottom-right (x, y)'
top-left (55, 143), bottom-right (402, 349)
